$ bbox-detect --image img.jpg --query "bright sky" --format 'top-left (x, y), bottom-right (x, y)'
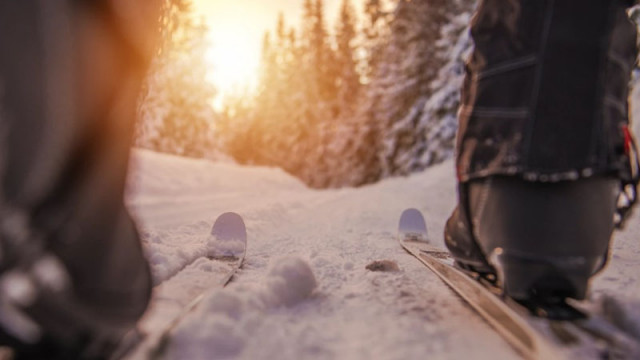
top-left (192, 0), bottom-right (353, 102)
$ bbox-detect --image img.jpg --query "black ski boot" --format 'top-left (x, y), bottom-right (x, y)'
top-left (444, 204), bottom-right (494, 276)
top-left (445, 176), bottom-right (619, 303)
top-left (0, 209), bottom-right (147, 360)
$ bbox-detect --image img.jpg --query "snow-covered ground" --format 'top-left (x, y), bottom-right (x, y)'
top-left (126, 149), bottom-right (640, 360)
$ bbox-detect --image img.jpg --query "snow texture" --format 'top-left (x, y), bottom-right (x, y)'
top-left (165, 257), bottom-right (316, 359)
top-left (126, 149), bottom-right (640, 360)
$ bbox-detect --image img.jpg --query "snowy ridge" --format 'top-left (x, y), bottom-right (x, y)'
top-left (126, 149), bottom-right (640, 359)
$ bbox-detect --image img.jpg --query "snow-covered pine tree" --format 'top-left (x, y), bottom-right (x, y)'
top-left (267, 15), bottom-right (312, 173)
top-left (216, 0), bottom-right (479, 189)
top-left (318, 0), bottom-right (366, 187)
top-left (250, 31), bottom-right (278, 164)
top-left (137, 0), bottom-right (218, 158)
top-left (290, 0), bottom-right (335, 187)
top-left (319, 0), bottom-right (395, 187)
top-left (313, 0), bottom-right (338, 105)
top-left (284, 27), bottom-right (321, 179)
top-left (361, 0), bottom-right (394, 83)
top-left (376, 0), bottom-right (476, 176)
top-left (334, 0), bottom-right (360, 114)
top-left (401, 4), bottom-right (474, 172)
top-left (327, 0), bottom-right (475, 187)
top-left (366, 0), bottom-right (454, 177)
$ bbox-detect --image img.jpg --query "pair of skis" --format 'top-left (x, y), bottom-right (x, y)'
top-left (398, 208), bottom-right (640, 359)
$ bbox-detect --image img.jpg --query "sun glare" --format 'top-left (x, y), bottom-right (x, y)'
top-left (204, 32), bottom-right (259, 96)
top-left (192, 0), bottom-right (274, 107)
top-left (192, 0), bottom-right (348, 108)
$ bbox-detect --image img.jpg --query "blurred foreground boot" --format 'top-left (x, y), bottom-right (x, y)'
top-left (445, 176), bottom-right (620, 302)
top-left (0, 1), bottom-right (159, 358)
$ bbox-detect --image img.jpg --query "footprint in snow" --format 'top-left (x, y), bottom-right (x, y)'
top-left (366, 260), bottom-right (400, 272)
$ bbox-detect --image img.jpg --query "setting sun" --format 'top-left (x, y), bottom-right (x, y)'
top-left (204, 30), bottom-right (258, 96)
top-left (191, 0), bottom-right (300, 99)
top-left (191, 0), bottom-right (346, 101)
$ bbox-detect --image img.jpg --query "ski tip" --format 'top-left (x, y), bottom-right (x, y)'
top-left (212, 212), bottom-right (246, 238)
top-left (398, 208), bottom-right (428, 238)
top-left (210, 212), bottom-right (247, 261)
top-left (400, 208), bottom-right (423, 219)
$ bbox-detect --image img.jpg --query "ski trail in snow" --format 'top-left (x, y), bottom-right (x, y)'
top-left (138, 222), bottom-right (212, 285)
top-left (126, 149), bottom-right (640, 360)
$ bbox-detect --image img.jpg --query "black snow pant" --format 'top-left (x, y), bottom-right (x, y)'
top-left (456, 0), bottom-right (638, 182)
top-left (0, 1), bottom-right (159, 356)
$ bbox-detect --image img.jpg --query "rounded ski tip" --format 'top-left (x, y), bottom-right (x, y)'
top-left (211, 212), bottom-right (246, 238)
top-left (399, 208), bottom-right (428, 235)
top-left (209, 212), bottom-right (247, 260)
top-left (400, 208), bottom-right (422, 219)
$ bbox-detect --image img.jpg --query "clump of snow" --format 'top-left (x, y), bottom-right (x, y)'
top-left (207, 237), bottom-right (246, 259)
top-left (262, 257), bottom-right (317, 307)
top-left (138, 224), bottom-right (212, 285)
top-left (164, 257), bottom-right (317, 359)
top-left (167, 296), bottom-right (247, 359)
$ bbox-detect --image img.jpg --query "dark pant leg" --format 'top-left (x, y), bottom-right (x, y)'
top-left (0, 0), bottom-right (159, 354)
top-left (456, 0), bottom-right (637, 181)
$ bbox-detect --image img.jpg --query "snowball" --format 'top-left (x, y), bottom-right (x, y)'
top-left (263, 257), bottom-right (317, 308)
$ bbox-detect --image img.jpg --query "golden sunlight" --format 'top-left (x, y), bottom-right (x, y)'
top-left (204, 32), bottom-right (258, 95)
top-left (192, 0), bottom-right (295, 99)
top-left (191, 0), bottom-right (345, 103)
top-left (192, 1), bottom-right (263, 98)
